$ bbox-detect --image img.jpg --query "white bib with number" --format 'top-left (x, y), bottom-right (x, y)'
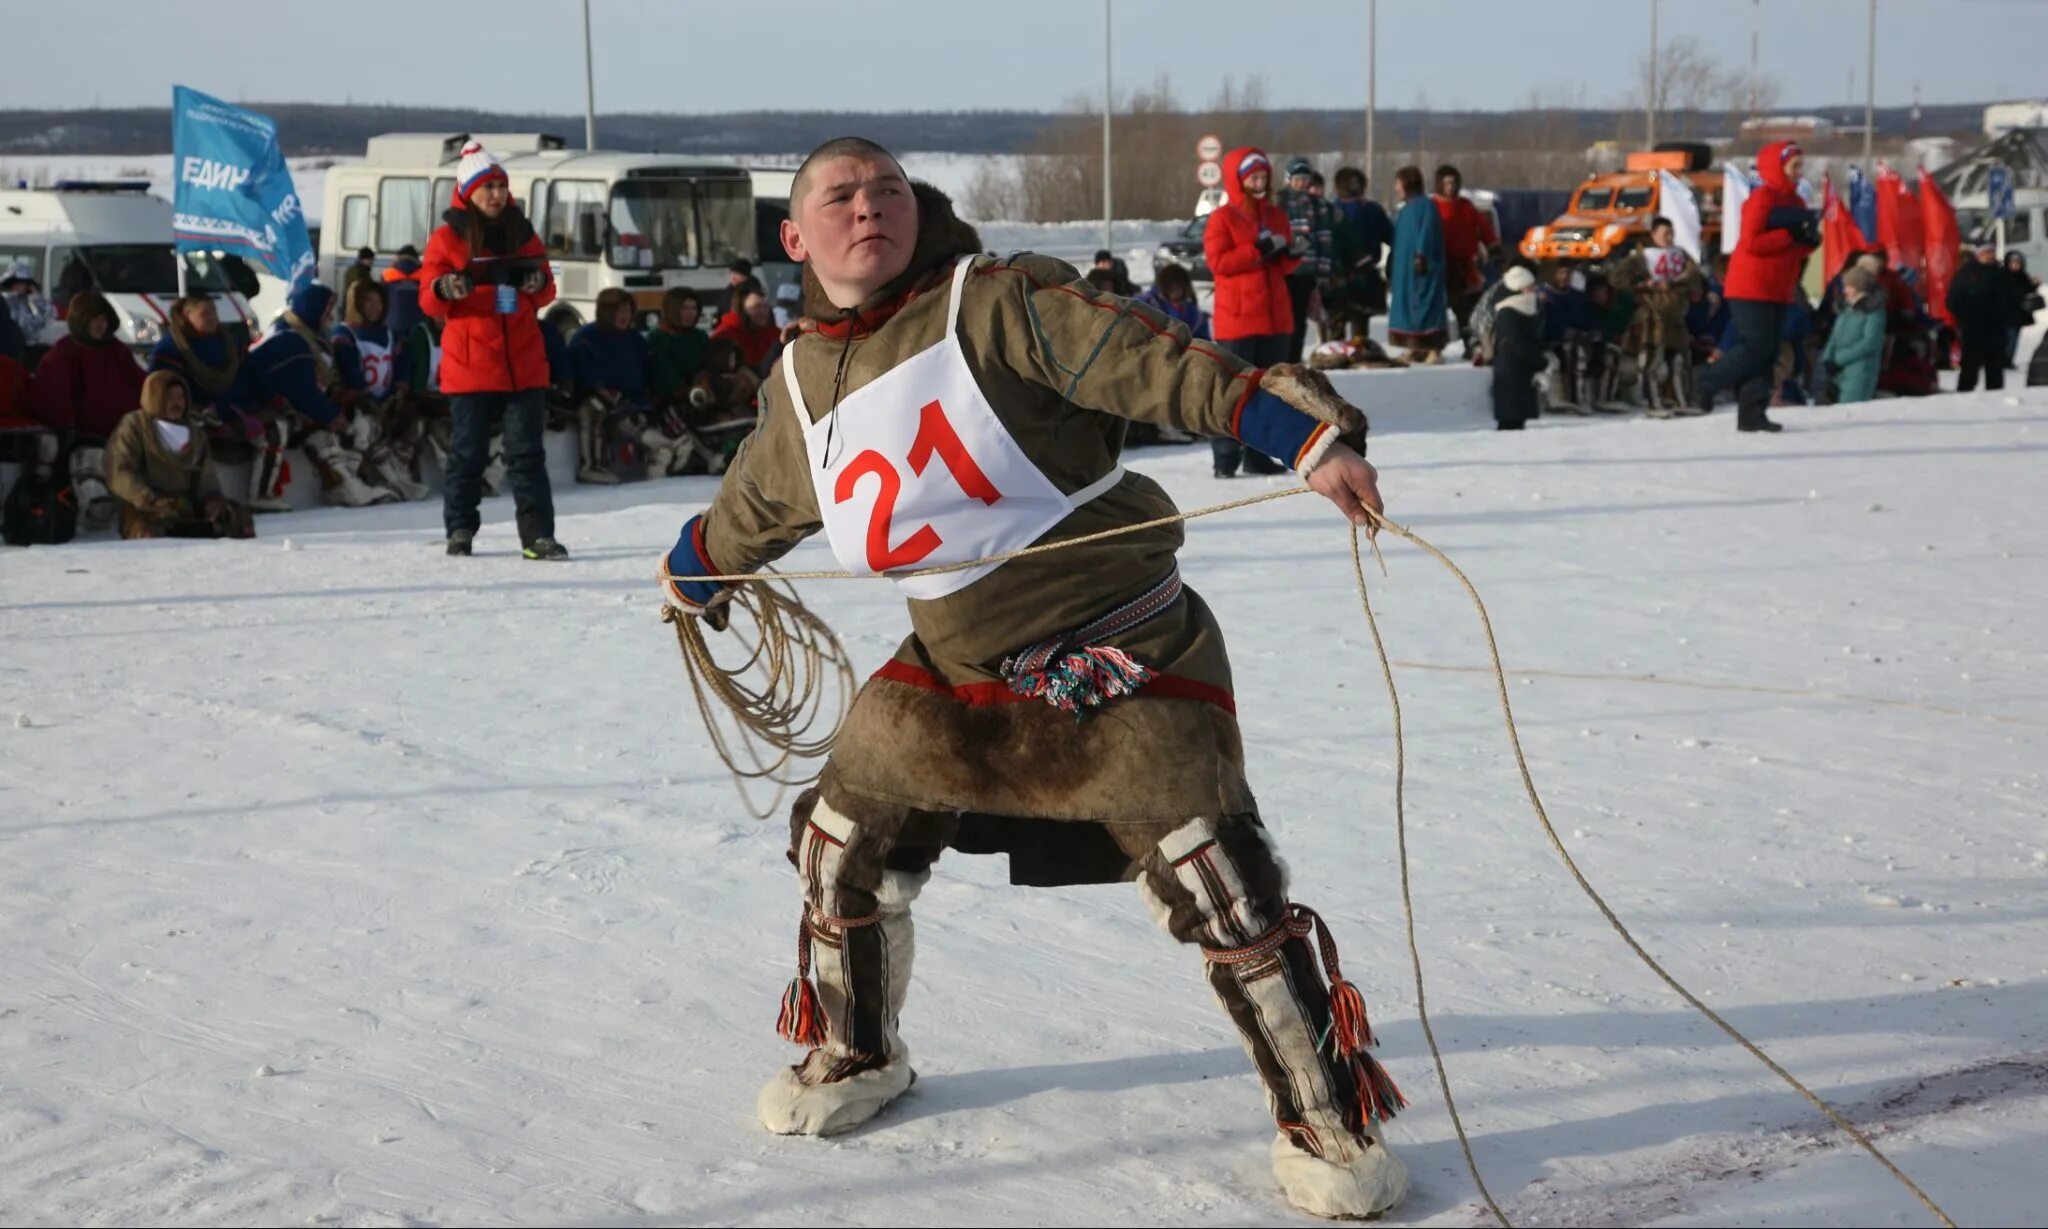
top-left (341, 326), bottom-right (397, 398)
top-left (1641, 246), bottom-right (1690, 282)
top-left (785, 256), bottom-right (1124, 601)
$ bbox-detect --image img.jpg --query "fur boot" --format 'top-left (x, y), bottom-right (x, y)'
top-left (66, 445), bottom-right (116, 531)
top-left (304, 430), bottom-right (398, 507)
top-left (248, 418), bottom-right (294, 512)
top-left (575, 402), bottom-right (619, 484)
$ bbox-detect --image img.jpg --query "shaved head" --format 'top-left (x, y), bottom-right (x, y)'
top-left (791, 136), bottom-right (905, 215)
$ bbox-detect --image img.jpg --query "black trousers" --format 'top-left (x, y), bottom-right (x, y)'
top-left (1696, 299), bottom-right (1786, 425)
top-left (445, 389), bottom-right (554, 540)
top-left (1210, 334), bottom-right (1289, 475)
top-left (1285, 276), bottom-right (1317, 364)
top-left (1957, 332), bottom-right (2006, 393)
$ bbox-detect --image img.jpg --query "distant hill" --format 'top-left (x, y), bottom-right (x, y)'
top-left (0, 102), bottom-right (1992, 157)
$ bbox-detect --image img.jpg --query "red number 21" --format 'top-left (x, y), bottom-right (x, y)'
top-left (834, 399), bottom-right (1003, 573)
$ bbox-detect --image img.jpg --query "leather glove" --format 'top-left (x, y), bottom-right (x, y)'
top-left (432, 273), bottom-right (472, 302)
top-left (1255, 232), bottom-right (1287, 260)
top-left (519, 269), bottom-right (547, 295)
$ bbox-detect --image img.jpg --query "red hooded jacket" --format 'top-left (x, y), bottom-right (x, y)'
top-left (1723, 141), bottom-right (1817, 304)
top-left (1202, 147), bottom-right (1302, 341)
top-left (419, 189), bottom-right (558, 395)
top-left (30, 293), bottom-right (146, 438)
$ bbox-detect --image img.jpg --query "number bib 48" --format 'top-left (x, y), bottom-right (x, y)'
top-left (1642, 246), bottom-right (1689, 282)
top-left (787, 257), bottom-right (1122, 601)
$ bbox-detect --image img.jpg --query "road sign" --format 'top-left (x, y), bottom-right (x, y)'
top-left (1988, 165), bottom-right (2016, 222)
top-left (1196, 161), bottom-right (1223, 188)
top-left (1197, 134), bottom-right (1222, 163)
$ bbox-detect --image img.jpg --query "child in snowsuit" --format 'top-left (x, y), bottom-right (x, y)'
top-left (662, 137), bottom-right (1406, 1222)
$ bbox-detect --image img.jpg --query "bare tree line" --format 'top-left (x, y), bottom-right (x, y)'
top-left (963, 40), bottom-right (1793, 222)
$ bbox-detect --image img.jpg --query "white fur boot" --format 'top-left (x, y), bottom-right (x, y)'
top-left (1271, 1125), bottom-right (1408, 1221)
top-left (757, 1048), bottom-right (916, 1137)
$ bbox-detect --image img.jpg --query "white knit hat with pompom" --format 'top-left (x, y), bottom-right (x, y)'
top-left (455, 141), bottom-right (506, 203)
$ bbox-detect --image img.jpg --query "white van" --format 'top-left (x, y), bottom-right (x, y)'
top-left (321, 133), bottom-right (756, 332)
top-left (0, 181), bottom-right (259, 349)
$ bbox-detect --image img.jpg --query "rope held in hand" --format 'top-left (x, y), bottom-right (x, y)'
top-left (665, 485), bottom-right (1956, 1228)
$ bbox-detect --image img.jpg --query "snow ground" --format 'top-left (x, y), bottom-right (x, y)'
top-left (2, 389), bottom-right (2045, 1227)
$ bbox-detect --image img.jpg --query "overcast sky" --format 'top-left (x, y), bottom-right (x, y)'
top-left (20, 0), bottom-right (2048, 116)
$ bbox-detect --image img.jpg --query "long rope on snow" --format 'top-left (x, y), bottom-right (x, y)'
top-left (664, 485), bottom-right (1959, 1229)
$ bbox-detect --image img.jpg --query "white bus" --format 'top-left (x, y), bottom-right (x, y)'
top-left (321, 132), bottom-right (756, 331)
top-left (0, 181), bottom-right (259, 350)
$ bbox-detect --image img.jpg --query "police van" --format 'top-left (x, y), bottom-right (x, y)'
top-left (0, 181), bottom-right (260, 350)
top-left (321, 133), bottom-right (756, 333)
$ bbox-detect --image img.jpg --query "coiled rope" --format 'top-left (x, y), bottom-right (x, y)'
top-left (664, 484), bottom-right (1957, 1228)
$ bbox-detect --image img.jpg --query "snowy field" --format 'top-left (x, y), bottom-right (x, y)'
top-left (3, 388), bottom-right (2046, 1227)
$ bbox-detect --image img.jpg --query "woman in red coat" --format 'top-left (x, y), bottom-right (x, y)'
top-left (420, 141), bottom-right (566, 559)
top-left (1201, 146), bottom-right (1301, 477)
top-left (1695, 140), bottom-right (1817, 432)
top-left (708, 281), bottom-right (783, 375)
top-left (31, 290), bottom-right (146, 529)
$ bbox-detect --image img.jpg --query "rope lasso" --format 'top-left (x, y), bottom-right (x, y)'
top-left (663, 485), bottom-right (1957, 1228)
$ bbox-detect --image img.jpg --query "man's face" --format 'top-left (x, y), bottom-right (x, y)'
top-left (742, 292), bottom-right (771, 325)
top-left (184, 299), bottom-right (220, 335)
top-left (1438, 174), bottom-right (1459, 197)
top-left (87, 312), bottom-right (110, 341)
top-left (162, 383), bottom-right (188, 421)
top-left (1651, 225), bottom-right (1674, 248)
top-left (781, 155), bottom-right (917, 297)
top-left (1290, 173), bottom-right (1312, 193)
top-left (610, 301), bottom-right (634, 329)
top-left (1550, 265), bottom-right (1572, 288)
top-left (362, 294), bottom-right (384, 325)
top-left (1978, 248), bottom-right (1999, 265)
top-left (672, 299), bottom-right (700, 329)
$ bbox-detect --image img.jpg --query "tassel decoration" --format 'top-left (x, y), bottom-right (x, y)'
top-left (1006, 645), bottom-right (1156, 716)
top-left (775, 911), bottom-right (827, 1047)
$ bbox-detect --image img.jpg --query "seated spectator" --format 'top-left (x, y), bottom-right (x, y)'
top-left (1775, 289), bottom-right (1815, 405)
top-left (334, 280), bottom-right (427, 500)
top-left (402, 309), bottom-right (494, 494)
top-left (643, 288), bottom-right (712, 478)
top-left (1538, 264), bottom-right (1596, 410)
top-left (30, 290), bottom-right (146, 529)
top-left (1587, 276), bottom-right (1635, 406)
top-left (1136, 263), bottom-right (1210, 339)
top-left (1091, 249), bottom-right (1139, 297)
top-left (1685, 273), bottom-right (1729, 372)
top-left (0, 284), bottom-right (22, 363)
top-left (568, 287), bottom-right (652, 482)
top-left (682, 338), bottom-right (761, 475)
top-left (1083, 268), bottom-right (1121, 295)
top-left (149, 294), bottom-right (265, 456)
top-left (4, 260), bottom-right (56, 355)
top-left (105, 371), bottom-right (253, 540)
top-left (1490, 266), bottom-right (1543, 431)
top-left (245, 283), bottom-right (397, 509)
top-left (1820, 266), bottom-right (1886, 405)
top-left (0, 352), bottom-right (59, 482)
top-left (710, 281), bottom-right (783, 374)
top-left (1610, 218), bottom-right (1705, 413)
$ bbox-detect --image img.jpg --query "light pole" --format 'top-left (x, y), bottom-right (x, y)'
top-left (581, 0), bottom-right (598, 150)
top-left (1102, 0), bottom-right (1113, 256)
top-left (1647, 0), bottom-right (1659, 148)
top-left (1366, 0), bottom-right (1377, 182)
top-left (1863, 0), bottom-right (1877, 171)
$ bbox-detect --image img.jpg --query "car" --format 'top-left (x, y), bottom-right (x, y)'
top-left (1151, 214), bottom-right (1212, 285)
top-left (1520, 145), bottom-right (1723, 272)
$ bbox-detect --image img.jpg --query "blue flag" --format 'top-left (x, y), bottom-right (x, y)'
top-left (1846, 166), bottom-right (1879, 250)
top-left (171, 85), bottom-right (314, 291)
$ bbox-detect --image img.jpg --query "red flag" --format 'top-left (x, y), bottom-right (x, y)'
top-left (1875, 163), bottom-right (1926, 277)
top-left (1821, 176), bottom-right (1872, 286)
top-left (1918, 167), bottom-right (1962, 328)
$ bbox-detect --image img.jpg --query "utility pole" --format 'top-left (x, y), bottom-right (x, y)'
top-left (1863, 0), bottom-right (1877, 171)
top-left (1647, 0), bottom-right (1659, 148)
top-left (1102, 0), bottom-right (1113, 255)
top-left (1366, 0), bottom-right (1377, 182)
top-left (581, 0), bottom-right (598, 150)
top-left (1749, 0), bottom-right (1761, 120)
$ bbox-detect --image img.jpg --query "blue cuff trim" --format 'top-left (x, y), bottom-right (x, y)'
top-left (666, 514), bottom-right (726, 606)
top-left (1234, 389), bottom-right (1321, 469)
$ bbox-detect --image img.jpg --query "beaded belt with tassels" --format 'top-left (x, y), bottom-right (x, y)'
top-left (999, 567), bottom-right (1184, 717)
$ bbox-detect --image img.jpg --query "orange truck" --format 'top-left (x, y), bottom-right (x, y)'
top-left (1519, 146), bottom-right (1724, 270)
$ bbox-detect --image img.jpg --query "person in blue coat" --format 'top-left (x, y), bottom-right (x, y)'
top-left (333, 280), bottom-right (428, 501)
top-left (567, 287), bottom-right (652, 481)
top-left (1537, 263), bottom-right (1596, 408)
top-left (244, 283), bottom-right (395, 509)
top-left (148, 294), bottom-right (265, 454)
top-left (1387, 165), bottom-right (1448, 362)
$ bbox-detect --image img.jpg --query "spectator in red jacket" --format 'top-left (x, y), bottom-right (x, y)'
top-left (1695, 141), bottom-right (1817, 432)
top-left (1201, 146), bottom-right (1301, 477)
top-left (1433, 165), bottom-right (1499, 358)
top-left (30, 290), bottom-right (146, 529)
top-left (710, 281), bottom-right (783, 375)
top-left (420, 141), bottom-right (565, 560)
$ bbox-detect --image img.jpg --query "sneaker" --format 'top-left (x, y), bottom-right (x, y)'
top-left (446, 528), bottom-right (475, 557)
top-left (522, 537), bottom-right (569, 561)
top-left (1213, 468), bottom-right (1239, 479)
